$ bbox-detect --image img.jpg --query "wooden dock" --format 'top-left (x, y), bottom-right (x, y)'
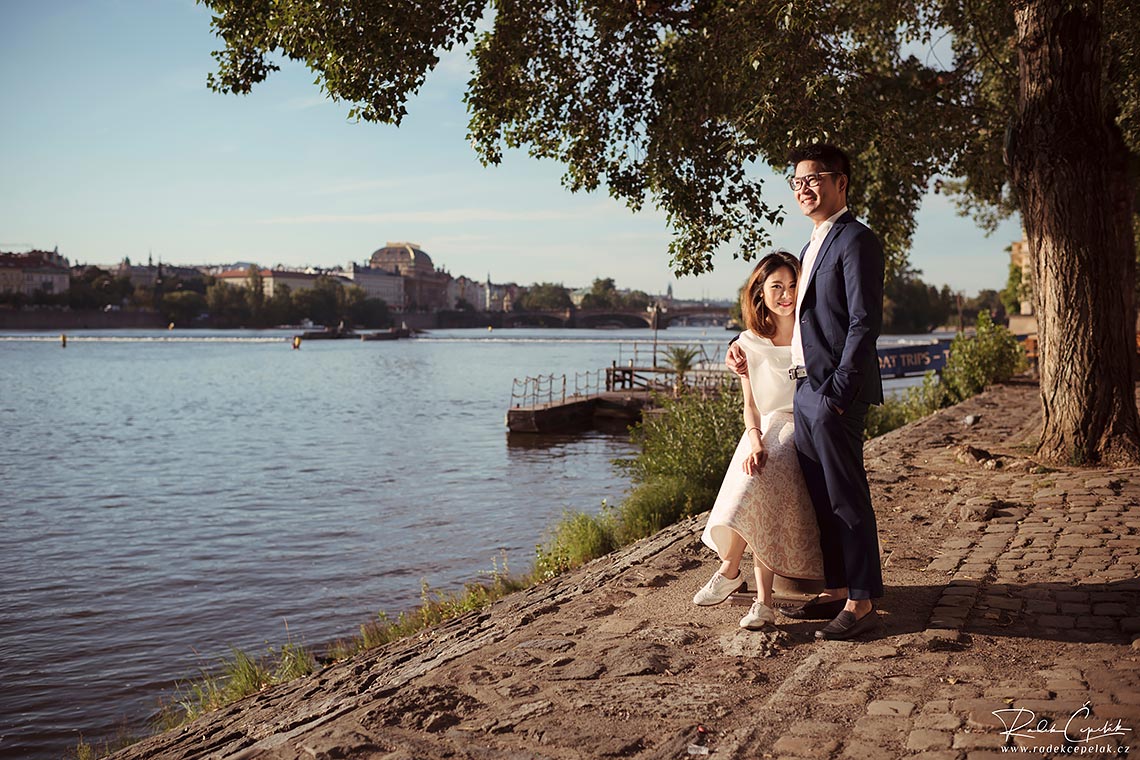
top-left (506, 363), bottom-right (729, 433)
top-left (505, 391), bottom-right (654, 433)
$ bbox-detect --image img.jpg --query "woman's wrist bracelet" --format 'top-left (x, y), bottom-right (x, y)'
top-left (746, 426), bottom-right (762, 435)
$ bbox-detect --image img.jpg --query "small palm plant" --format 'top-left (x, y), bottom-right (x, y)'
top-left (663, 345), bottom-right (701, 395)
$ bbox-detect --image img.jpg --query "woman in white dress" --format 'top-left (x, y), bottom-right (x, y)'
top-left (692, 251), bottom-right (824, 629)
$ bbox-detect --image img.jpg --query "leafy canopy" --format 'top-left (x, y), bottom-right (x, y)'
top-left (200, 0), bottom-right (1140, 278)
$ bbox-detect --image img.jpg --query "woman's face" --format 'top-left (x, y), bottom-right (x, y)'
top-left (763, 265), bottom-right (797, 318)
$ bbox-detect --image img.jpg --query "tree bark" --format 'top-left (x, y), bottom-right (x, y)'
top-left (1008, 0), bottom-right (1140, 466)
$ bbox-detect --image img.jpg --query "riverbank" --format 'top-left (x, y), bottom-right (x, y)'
top-left (107, 378), bottom-right (1140, 759)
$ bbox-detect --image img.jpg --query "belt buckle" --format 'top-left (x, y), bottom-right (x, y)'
top-left (788, 366), bottom-right (807, 380)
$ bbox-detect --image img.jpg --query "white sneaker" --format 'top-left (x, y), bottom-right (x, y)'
top-left (692, 571), bottom-right (745, 606)
top-left (739, 601), bottom-right (776, 630)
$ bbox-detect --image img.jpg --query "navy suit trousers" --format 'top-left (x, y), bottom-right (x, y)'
top-left (793, 379), bottom-right (883, 600)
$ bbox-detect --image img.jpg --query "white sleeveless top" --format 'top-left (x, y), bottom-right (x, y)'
top-left (735, 330), bottom-right (794, 420)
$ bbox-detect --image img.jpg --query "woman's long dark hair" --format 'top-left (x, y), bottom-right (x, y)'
top-left (740, 250), bottom-right (800, 338)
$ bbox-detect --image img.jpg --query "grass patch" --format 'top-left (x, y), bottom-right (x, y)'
top-left (145, 556), bottom-right (528, 736)
top-left (534, 506), bottom-right (619, 580)
top-left (68, 726), bottom-right (140, 760)
top-left (328, 555), bottom-right (530, 658)
top-left (617, 475), bottom-right (716, 544)
top-left (156, 629), bottom-right (317, 728)
top-left (73, 556), bottom-right (530, 751)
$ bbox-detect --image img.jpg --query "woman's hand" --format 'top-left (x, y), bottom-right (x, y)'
top-left (742, 442), bottom-right (768, 476)
top-left (726, 342), bottom-right (748, 376)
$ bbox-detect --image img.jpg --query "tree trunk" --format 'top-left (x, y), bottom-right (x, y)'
top-left (1007, 0), bottom-right (1140, 466)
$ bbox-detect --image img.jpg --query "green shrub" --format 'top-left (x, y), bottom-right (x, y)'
top-left (864, 393), bottom-right (910, 439)
top-left (865, 371), bottom-right (950, 439)
top-left (534, 507), bottom-right (618, 579)
top-left (614, 382), bottom-right (741, 541)
top-left (866, 313), bottom-right (1026, 439)
top-left (617, 475), bottom-right (717, 544)
top-left (941, 311), bottom-right (1026, 402)
top-left (272, 641), bottom-right (317, 683)
top-left (164, 647), bottom-right (272, 724)
top-left (619, 381), bottom-right (744, 491)
top-left (901, 369), bottom-right (951, 415)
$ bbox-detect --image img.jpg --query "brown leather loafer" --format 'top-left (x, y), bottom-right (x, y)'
top-left (815, 607), bottom-right (883, 641)
top-left (779, 595), bottom-right (848, 620)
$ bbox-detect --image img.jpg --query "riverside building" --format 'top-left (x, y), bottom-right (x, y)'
top-left (0, 249), bottom-right (70, 297)
top-left (368, 242), bottom-right (450, 312)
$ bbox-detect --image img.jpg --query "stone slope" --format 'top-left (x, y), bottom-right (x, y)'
top-left (112, 380), bottom-right (1140, 760)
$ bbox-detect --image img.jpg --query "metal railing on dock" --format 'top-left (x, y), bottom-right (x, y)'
top-left (605, 366), bottom-right (733, 394)
top-left (509, 340), bottom-right (734, 411)
top-left (615, 340), bottom-right (727, 369)
top-left (510, 369), bottom-right (606, 408)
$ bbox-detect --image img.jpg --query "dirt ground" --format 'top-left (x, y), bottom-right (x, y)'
top-left (111, 379), bottom-right (1140, 760)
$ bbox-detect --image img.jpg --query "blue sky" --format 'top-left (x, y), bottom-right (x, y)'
top-left (0, 0), bottom-right (1023, 300)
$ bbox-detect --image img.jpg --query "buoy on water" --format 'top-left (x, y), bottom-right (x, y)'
top-left (487, 326), bottom-right (493, 332)
top-left (292, 335), bottom-right (302, 350)
top-left (60, 334), bottom-right (67, 348)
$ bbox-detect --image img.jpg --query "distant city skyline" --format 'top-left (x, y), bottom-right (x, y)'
top-left (1, 1), bottom-right (1023, 301)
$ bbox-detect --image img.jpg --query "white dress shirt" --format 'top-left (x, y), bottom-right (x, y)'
top-left (790, 206), bottom-right (848, 367)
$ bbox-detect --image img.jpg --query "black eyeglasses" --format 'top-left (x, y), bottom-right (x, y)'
top-left (787, 172), bottom-right (841, 191)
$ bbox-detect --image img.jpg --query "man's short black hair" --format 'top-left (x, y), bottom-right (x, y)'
top-left (788, 143), bottom-right (851, 185)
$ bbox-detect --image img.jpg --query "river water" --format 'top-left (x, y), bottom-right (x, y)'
top-left (0, 326), bottom-right (740, 758)
top-left (0, 326), bottom-right (936, 758)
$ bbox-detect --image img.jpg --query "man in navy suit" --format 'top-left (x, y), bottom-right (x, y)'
top-left (728, 143), bottom-right (885, 639)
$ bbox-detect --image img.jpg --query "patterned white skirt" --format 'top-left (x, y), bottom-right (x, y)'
top-left (701, 411), bottom-right (825, 580)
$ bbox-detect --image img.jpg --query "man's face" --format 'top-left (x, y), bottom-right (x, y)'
top-left (793, 160), bottom-right (847, 223)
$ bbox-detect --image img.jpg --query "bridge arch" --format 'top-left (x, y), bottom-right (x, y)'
top-left (503, 312), bottom-right (571, 328)
top-left (575, 310), bottom-right (654, 328)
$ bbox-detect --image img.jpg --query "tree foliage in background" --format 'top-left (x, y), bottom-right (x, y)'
top-left (578, 277), bottom-right (652, 310)
top-left (348, 292), bottom-right (392, 328)
top-left (202, 275), bottom-right (389, 328)
top-left (65, 267), bottom-right (134, 310)
top-left (199, 0), bottom-right (1140, 464)
top-left (999, 260), bottom-right (1028, 318)
top-left (246, 265), bottom-right (266, 324)
top-left (578, 278), bottom-right (619, 309)
top-left (2, 267), bottom-right (389, 329)
top-left (515, 281), bottom-right (572, 311)
top-left (205, 281), bottom-right (251, 328)
top-left (883, 269), bottom-right (954, 334)
top-left (160, 291), bottom-right (208, 325)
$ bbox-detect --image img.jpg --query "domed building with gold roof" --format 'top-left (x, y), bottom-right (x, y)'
top-left (369, 242), bottom-right (451, 312)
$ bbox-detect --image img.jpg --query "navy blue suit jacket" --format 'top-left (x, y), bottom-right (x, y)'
top-left (798, 211), bottom-right (885, 408)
